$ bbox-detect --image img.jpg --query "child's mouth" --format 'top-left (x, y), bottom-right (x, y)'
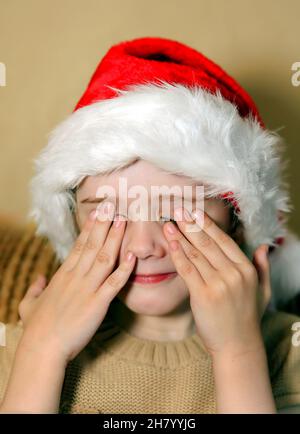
top-left (129, 272), bottom-right (177, 284)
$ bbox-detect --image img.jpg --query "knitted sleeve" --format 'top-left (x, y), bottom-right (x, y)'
top-left (0, 321), bottom-right (24, 406)
top-left (264, 311), bottom-right (300, 410)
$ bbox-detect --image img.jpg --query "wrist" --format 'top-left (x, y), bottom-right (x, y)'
top-left (17, 333), bottom-right (69, 369)
top-left (211, 335), bottom-right (266, 365)
top-left (211, 337), bottom-right (276, 414)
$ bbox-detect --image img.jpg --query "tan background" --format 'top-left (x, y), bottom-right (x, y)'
top-left (0, 0), bottom-right (299, 233)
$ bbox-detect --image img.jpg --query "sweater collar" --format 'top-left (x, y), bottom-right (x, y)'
top-left (91, 318), bottom-right (210, 369)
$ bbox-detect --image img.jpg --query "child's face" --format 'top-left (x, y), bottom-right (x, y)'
top-left (73, 159), bottom-right (240, 317)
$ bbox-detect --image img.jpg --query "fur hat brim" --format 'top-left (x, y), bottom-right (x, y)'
top-left (28, 81), bottom-right (299, 308)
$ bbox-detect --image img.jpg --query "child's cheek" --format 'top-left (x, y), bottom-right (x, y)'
top-left (202, 202), bottom-right (231, 233)
top-left (75, 208), bottom-right (89, 231)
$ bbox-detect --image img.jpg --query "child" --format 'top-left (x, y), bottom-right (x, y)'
top-left (1, 36), bottom-right (300, 414)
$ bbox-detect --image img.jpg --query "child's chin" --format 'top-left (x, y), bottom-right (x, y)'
top-left (117, 282), bottom-right (189, 314)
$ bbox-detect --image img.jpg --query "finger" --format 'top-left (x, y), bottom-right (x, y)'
top-left (25, 274), bottom-right (47, 299)
top-left (61, 209), bottom-right (99, 272)
top-left (172, 207), bottom-right (236, 273)
top-left (73, 202), bottom-right (118, 276)
top-left (95, 251), bottom-right (136, 300)
top-left (85, 215), bottom-right (128, 288)
top-left (167, 238), bottom-right (205, 297)
top-left (163, 222), bottom-right (217, 283)
top-left (190, 208), bottom-right (248, 265)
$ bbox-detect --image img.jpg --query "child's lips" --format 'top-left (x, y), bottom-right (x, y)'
top-left (129, 272), bottom-right (177, 284)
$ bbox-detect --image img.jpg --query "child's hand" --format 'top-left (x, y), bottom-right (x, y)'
top-left (163, 207), bottom-right (271, 359)
top-left (18, 205), bottom-right (136, 364)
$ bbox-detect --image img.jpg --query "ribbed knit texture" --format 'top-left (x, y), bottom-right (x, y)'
top-left (0, 214), bottom-right (61, 324)
top-left (1, 216), bottom-right (300, 413)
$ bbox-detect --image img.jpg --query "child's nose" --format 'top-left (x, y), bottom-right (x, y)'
top-left (124, 220), bottom-right (166, 260)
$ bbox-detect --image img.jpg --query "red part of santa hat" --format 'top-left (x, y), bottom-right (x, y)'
top-left (28, 36), bottom-right (300, 309)
top-left (74, 36), bottom-right (265, 127)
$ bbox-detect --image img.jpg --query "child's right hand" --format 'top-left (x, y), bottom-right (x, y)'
top-left (18, 204), bottom-right (135, 364)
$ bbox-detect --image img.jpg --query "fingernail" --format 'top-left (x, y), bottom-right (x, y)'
top-left (126, 251), bottom-right (134, 262)
top-left (166, 223), bottom-right (177, 234)
top-left (192, 209), bottom-right (204, 221)
top-left (89, 210), bottom-right (97, 220)
top-left (183, 208), bottom-right (193, 222)
top-left (113, 214), bottom-right (123, 228)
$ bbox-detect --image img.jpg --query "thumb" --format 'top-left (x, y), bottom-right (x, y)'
top-left (253, 244), bottom-right (270, 281)
top-left (25, 274), bottom-right (47, 299)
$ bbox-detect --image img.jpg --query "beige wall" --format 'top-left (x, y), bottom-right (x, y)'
top-left (0, 0), bottom-right (299, 233)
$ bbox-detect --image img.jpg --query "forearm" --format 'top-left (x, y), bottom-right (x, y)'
top-left (0, 338), bottom-right (67, 414)
top-left (212, 342), bottom-right (277, 414)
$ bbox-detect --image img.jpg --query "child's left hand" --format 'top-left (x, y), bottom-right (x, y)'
top-left (163, 207), bottom-right (271, 359)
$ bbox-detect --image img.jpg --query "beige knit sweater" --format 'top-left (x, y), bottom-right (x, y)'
top-left (1, 215), bottom-right (300, 413)
top-left (1, 309), bottom-right (300, 413)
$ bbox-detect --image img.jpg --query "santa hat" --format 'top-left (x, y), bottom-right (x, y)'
top-left (28, 36), bottom-right (300, 310)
